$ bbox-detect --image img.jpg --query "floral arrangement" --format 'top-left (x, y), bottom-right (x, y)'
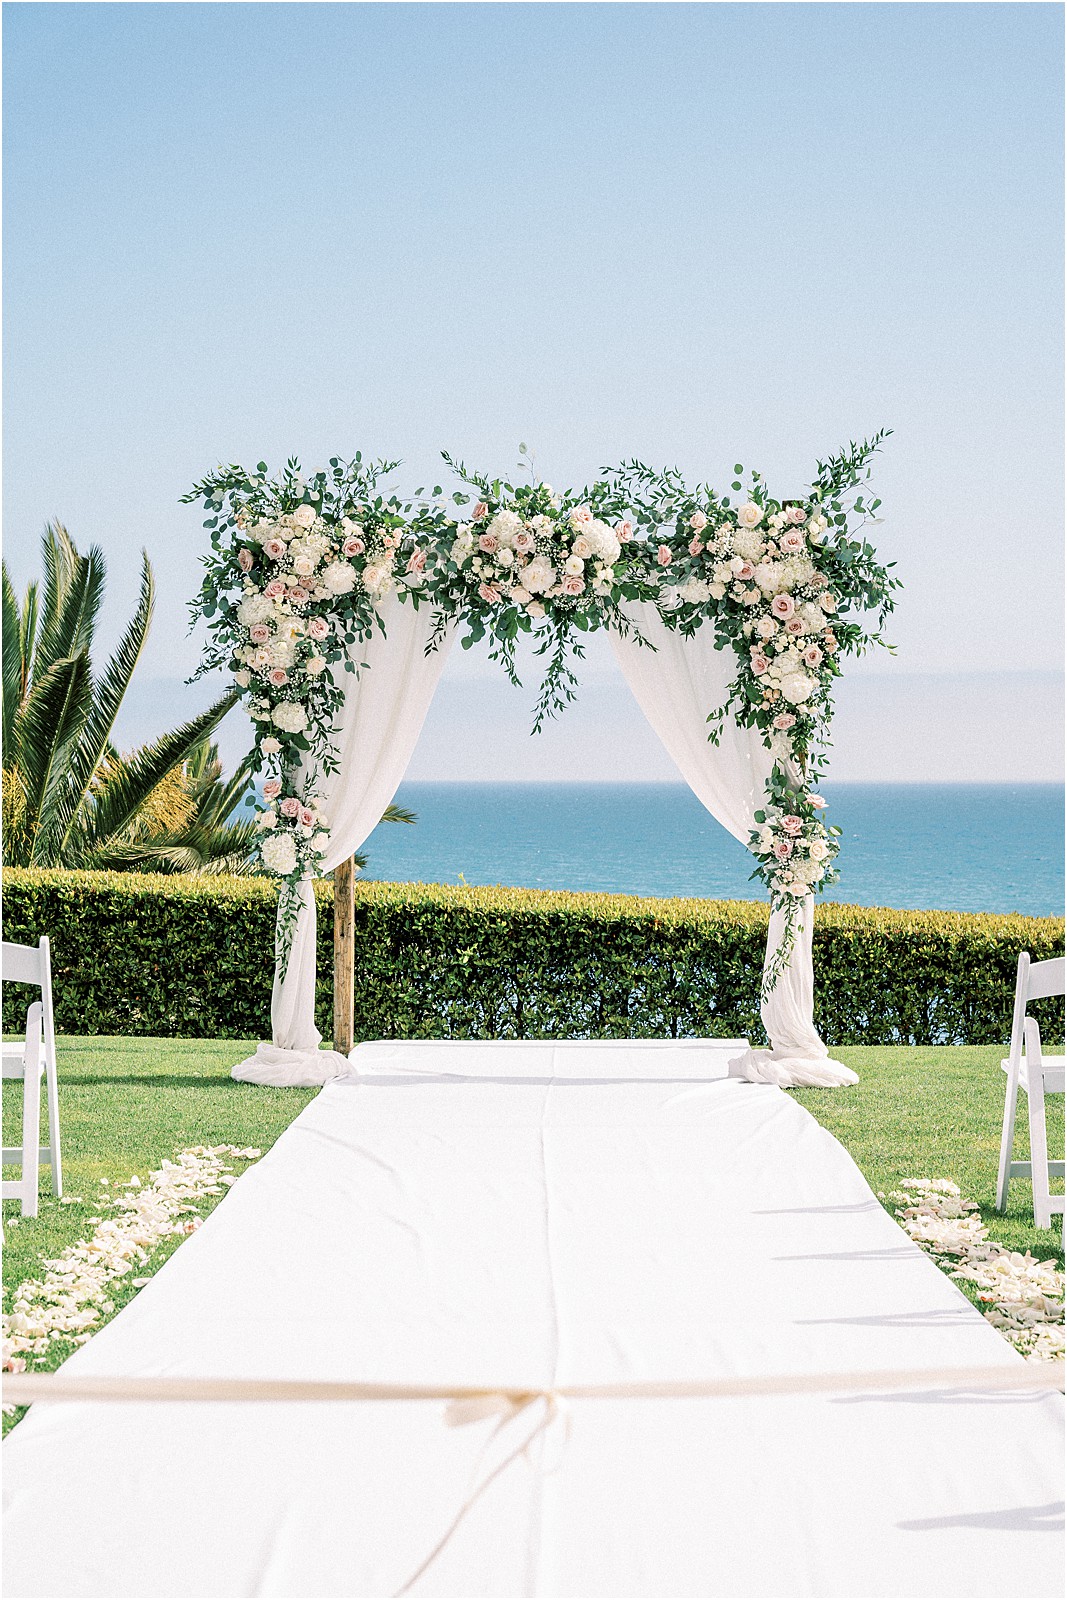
top-left (602, 433), bottom-right (898, 988)
top-left (184, 455), bottom-right (445, 956)
top-left (410, 448), bottom-right (653, 728)
top-left (2, 1145), bottom-right (261, 1380)
top-left (885, 1178), bottom-right (1064, 1362)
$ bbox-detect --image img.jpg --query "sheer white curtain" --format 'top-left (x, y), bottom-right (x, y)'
top-left (233, 593), bottom-right (454, 1087)
top-left (611, 601), bottom-right (856, 1088)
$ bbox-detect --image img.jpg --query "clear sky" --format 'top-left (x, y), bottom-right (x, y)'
top-left (4, 2), bottom-right (1063, 780)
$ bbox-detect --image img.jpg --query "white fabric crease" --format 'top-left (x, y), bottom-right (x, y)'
top-left (233, 593), bottom-right (454, 1087)
top-left (610, 602), bottom-right (855, 1088)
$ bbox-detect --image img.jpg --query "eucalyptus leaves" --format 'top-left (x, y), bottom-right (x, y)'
top-left (185, 435), bottom-right (897, 983)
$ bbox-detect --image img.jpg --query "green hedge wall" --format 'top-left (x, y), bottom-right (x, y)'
top-left (2, 868), bottom-right (1063, 1047)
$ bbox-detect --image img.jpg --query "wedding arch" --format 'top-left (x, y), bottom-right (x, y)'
top-left (185, 435), bottom-right (897, 1090)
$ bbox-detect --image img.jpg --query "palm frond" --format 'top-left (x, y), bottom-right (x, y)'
top-left (380, 802), bottom-right (417, 826)
top-left (33, 523), bottom-right (106, 682)
top-left (2, 564), bottom-right (24, 761)
top-left (80, 689), bottom-right (239, 852)
top-left (12, 653), bottom-right (94, 865)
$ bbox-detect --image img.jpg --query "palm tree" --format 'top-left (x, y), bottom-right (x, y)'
top-left (2, 523), bottom-right (237, 869)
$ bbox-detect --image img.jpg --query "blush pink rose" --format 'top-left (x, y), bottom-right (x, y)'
top-left (616, 520), bottom-right (633, 542)
top-left (562, 573), bottom-right (585, 595)
top-left (472, 502), bottom-right (489, 522)
top-left (788, 505), bottom-right (807, 524)
top-left (262, 779), bottom-right (282, 799)
top-left (289, 587), bottom-right (310, 603)
top-left (308, 617), bottom-right (330, 640)
top-left (299, 807), bottom-right (315, 827)
top-left (802, 645), bottom-right (823, 668)
top-left (750, 651), bottom-right (770, 675)
top-left (771, 594), bottom-right (795, 620)
top-left (823, 632), bottom-right (837, 652)
top-left (264, 539), bottom-right (287, 560)
top-left (785, 617), bottom-right (805, 635)
top-left (779, 530), bottom-right (805, 554)
top-left (656, 545), bottom-right (673, 567)
top-left (264, 580), bottom-right (285, 599)
top-left (478, 533), bottom-right (498, 553)
top-left (772, 713), bottom-right (796, 730)
top-left (406, 548), bottom-right (427, 573)
top-left (478, 582), bottom-right (502, 604)
top-left (689, 511), bottom-right (708, 532)
top-left (809, 795), bottom-right (828, 809)
top-left (773, 838), bottom-right (794, 861)
top-left (268, 669), bottom-right (289, 686)
top-left (280, 797), bottom-right (301, 818)
top-left (818, 592), bottom-right (838, 613)
top-left (736, 561), bottom-right (755, 580)
top-left (688, 537), bottom-right (705, 557)
top-left (249, 623), bottom-right (270, 644)
top-left (781, 814), bottom-right (804, 836)
top-left (343, 536), bottom-right (365, 557)
top-left (238, 548), bottom-right (254, 573)
top-left (514, 530), bottom-right (536, 553)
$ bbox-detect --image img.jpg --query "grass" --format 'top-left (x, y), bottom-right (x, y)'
top-left (3, 1038), bottom-right (1062, 1437)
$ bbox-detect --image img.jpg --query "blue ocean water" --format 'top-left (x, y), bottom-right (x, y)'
top-left (361, 783), bottom-right (1065, 917)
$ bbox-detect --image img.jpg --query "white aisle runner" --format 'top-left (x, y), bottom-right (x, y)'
top-left (3, 1041), bottom-right (1063, 1599)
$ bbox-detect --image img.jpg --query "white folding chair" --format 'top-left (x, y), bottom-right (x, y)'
top-left (2, 937), bottom-right (63, 1213)
top-left (995, 952), bottom-right (1064, 1230)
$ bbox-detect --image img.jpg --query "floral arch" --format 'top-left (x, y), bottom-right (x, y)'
top-left (186, 435), bottom-right (897, 1090)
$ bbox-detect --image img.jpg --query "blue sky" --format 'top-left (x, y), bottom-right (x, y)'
top-left (4, 2), bottom-right (1063, 780)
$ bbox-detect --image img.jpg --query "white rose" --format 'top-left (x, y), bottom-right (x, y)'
top-left (809, 838), bottom-right (829, 861)
top-left (261, 831), bottom-right (298, 876)
top-left (363, 563), bottom-right (392, 596)
top-left (709, 582), bottom-right (727, 600)
top-left (322, 561), bottom-right (357, 594)
top-left (497, 547), bottom-right (514, 567)
top-left (259, 737), bottom-right (281, 755)
top-left (780, 671), bottom-right (816, 704)
top-left (571, 535), bottom-right (593, 559)
top-left (756, 616), bottom-right (777, 640)
top-left (522, 559), bottom-right (556, 595)
top-left (510, 586), bottom-right (532, 604)
top-left (526, 600), bottom-right (546, 617)
top-left (819, 591), bottom-right (838, 613)
top-left (291, 505), bottom-right (316, 529)
top-left (271, 701), bottom-right (308, 733)
top-left (737, 502), bottom-right (763, 529)
top-left (305, 656), bottom-right (327, 675)
top-left (233, 669), bottom-right (250, 687)
top-left (564, 555), bottom-right (584, 576)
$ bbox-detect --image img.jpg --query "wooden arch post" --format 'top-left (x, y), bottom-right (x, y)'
top-left (333, 856), bottom-right (356, 1056)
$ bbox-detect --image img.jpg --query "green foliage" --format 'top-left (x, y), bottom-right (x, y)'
top-left (2, 524), bottom-right (237, 870)
top-left (3, 869), bottom-right (1062, 1047)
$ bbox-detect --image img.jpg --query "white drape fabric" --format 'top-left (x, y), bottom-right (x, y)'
top-left (233, 593), bottom-right (454, 1087)
top-left (610, 601), bottom-right (856, 1087)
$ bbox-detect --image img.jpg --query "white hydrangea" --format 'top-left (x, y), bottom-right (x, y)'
top-left (587, 519), bottom-right (621, 566)
top-left (678, 578), bottom-right (711, 605)
top-left (321, 560), bottom-right (357, 595)
top-left (731, 527), bottom-right (764, 560)
top-left (271, 701), bottom-right (308, 733)
top-left (754, 562), bottom-right (783, 594)
top-left (522, 558), bottom-right (556, 595)
top-left (780, 671), bottom-right (816, 704)
top-left (236, 594), bottom-right (274, 627)
top-left (487, 510), bottom-right (524, 548)
top-left (261, 830), bottom-right (298, 876)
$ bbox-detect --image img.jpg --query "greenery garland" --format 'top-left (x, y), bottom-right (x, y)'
top-left (185, 436), bottom-right (897, 990)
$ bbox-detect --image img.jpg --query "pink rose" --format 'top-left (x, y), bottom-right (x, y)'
top-left (812, 571), bottom-right (829, 589)
top-left (262, 779), bottom-right (282, 799)
top-left (802, 645), bottom-right (823, 668)
top-left (781, 815), bottom-right (804, 836)
top-left (772, 713), bottom-right (796, 730)
top-left (477, 582), bottom-right (502, 603)
top-left (249, 623), bottom-right (270, 644)
top-left (771, 594), bottom-right (795, 619)
top-left (472, 502), bottom-right (489, 521)
top-left (818, 591), bottom-right (838, 613)
top-left (478, 532), bottom-right (498, 553)
top-left (823, 632), bottom-right (837, 652)
top-left (779, 530), bottom-right (805, 554)
top-left (238, 548), bottom-right (253, 573)
top-left (290, 588), bottom-right (310, 605)
top-left (616, 520), bottom-right (633, 542)
top-left (264, 539), bottom-right (287, 561)
top-left (656, 545), bottom-right (673, 567)
top-left (750, 651), bottom-right (770, 675)
top-left (343, 536), bottom-right (365, 557)
top-left (736, 561), bottom-right (755, 580)
top-left (785, 617), bottom-right (805, 635)
top-left (406, 548), bottom-right (426, 573)
top-left (264, 580), bottom-right (285, 599)
top-left (280, 797), bottom-right (301, 818)
top-left (562, 573), bottom-right (585, 595)
top-left (689, 511), bottom-right (708, 532)
top-left (773, 838), bottom-right (794, 861)
top-left (268, 669), bottom-right (289, 686)
top-left (299, 807), bottom-right (315, 826)
top-left (308, 617), bottom-right (329, 640)
top-left (688, 537), bottom-right (705, 557)
top-left (514, 530), bottom-right (536, 553)
top-left (809, 794), bottom-right (828, 809)
top-left (788, 505), bottom-right (807, 524)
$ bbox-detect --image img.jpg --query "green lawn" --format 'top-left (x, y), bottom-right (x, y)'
top-left (3, 1038), bottom-right (1062, 1437)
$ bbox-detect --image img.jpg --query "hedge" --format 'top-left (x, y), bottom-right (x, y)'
top-left (2, 868), bottom-right (1063, 1047)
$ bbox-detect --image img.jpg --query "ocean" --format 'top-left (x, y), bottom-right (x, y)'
top-left (360, 782), bottom-right (1065, 917)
